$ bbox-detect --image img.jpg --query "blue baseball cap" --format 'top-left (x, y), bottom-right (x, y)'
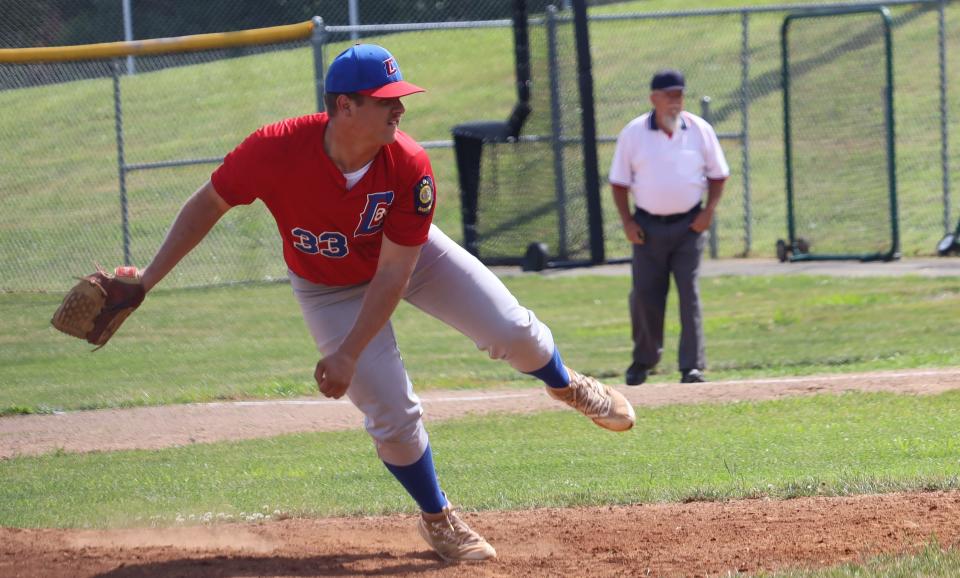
top-left (325, 44), bottom-right (425, 98)
top-left (650, 69), bottom-right (685, 92)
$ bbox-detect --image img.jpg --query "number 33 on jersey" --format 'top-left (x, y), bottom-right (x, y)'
top-left (291, 189), bottom-right (397, 258)
top-left (210, 113), bottom-right (436, 287)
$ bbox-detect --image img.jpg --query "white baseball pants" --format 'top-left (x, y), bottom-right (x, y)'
top-left (289, 224), bottom-right (555, 466)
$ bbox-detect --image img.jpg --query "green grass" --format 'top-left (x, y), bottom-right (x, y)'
top-left (1, 390), bottom-right (958, 527)
top-left (4, 274), bottom-right (960, 415)
top-left (2, 1), bottom-right (960, 292)
top-left (757, 542), bottom-right (960, 577)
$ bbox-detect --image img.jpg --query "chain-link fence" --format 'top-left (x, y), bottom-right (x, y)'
top-left (589, 0), bottom-right (954, 264)
top-left (0, 0), bottom-right (557, 47)
top-left (453, 5), bottom-right (594, 266)
top-left (0, 33), bottom-right (319, 291)
top-left (783, 8), bottom-right (897, 260)
top-left (0, 0), bottom-right (957, 293)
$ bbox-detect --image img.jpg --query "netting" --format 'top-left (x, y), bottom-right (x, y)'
top-left (467, 11), bottom-right (591, 264)
top-left (784, 10), bottom-right (895, 258)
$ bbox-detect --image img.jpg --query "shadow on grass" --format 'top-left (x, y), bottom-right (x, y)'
top-left (94, 551), bottom-right (450, 577)
top-left (709, 4), bottom-right (934, 126)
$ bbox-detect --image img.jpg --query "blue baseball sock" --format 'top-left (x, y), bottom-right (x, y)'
top-left (383, 444), bottom-right (447, 514)
top-left (527, 347), bottom-right (570, 389)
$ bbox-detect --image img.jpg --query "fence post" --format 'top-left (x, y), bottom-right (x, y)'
top-left (938, 0), bottom-right (950, 233)
top-left (312, 17), bottom-right (327, 113)
top-left (571, 0), bottom-right (604, 264)
top-left (349, 0), bottom-right (360, 41)
top-left (122, 0), bottom-right (135, 75)
top-left (701, 96), bottom-right (718, 259)
top-left (112, 60), bottom-right (132, 266)
top-left (740, 10), bottom-right (752, 256)
top-left (546, 5), bottom-right (569, 259)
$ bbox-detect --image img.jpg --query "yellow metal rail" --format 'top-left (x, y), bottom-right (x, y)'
top-left (0, 20), bottom-right (315, 64)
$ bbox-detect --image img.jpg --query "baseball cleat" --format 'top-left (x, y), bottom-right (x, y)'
top-left (547, 367), bottom-right (636, 431)
top-left (417, 505), bottom-right (497, 562)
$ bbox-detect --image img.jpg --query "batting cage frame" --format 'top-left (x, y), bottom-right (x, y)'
top-left (778, 6), bottom-right (900, 263)
top-left (453, 0), bottom-right (604, 271)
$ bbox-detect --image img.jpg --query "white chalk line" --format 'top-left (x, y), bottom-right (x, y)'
top-left (703, 369), bottom-right (960, 387)
top-left (197, 392), bottom-right (537, 408)
top-left (55, 368), bottom-right (960, 414)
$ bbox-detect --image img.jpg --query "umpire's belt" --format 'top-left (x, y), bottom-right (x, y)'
top-left (635, 205), bottom-right (700, 224)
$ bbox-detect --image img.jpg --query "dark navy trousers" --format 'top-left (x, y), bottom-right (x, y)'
top-left (629, 209), bottom-right (706, 372)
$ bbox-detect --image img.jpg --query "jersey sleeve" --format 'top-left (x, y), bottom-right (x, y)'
top-left (383, 148), bottom-right (436, 246)
top-left (608, 124), bottom-right (634, 188)
top-left (702, 122), bottom-right (730, 180)
top-left (210, 127), bottom-right (283, 206)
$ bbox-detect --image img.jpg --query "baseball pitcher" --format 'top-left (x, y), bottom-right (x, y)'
top-left (52, 44), bottom-right (635, 562)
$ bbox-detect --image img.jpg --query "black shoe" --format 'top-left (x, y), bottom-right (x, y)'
top-left (680, 369), bottom-right (705, 383)
top-left (625, 363), bottom-right (648, 386)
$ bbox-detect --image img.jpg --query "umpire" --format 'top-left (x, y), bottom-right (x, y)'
top-left (609, 69), bottom-right (729, 385)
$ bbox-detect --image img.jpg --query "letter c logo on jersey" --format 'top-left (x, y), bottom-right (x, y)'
top-left (414, 176), bottom-right (434, 216)
top-left (354, 191), bottom-right (395, 237)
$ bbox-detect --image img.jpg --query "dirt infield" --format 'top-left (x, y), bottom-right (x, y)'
top-left (6, 368), bottom-right (960, 458)
top-left (3, 368), bottom-right (960, 577)
top-left (3, 492), bottom-right (959, 577)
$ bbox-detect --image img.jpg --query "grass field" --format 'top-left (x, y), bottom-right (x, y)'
top-left (4, 265), bottom-right (960, 574)
top-left (3, 3), bottom-right (960, 574)
top-left (4, 273), bottom-right (960, 415)
top-left (2, 391), bottom-right (959, 527)
top-left (759, 543), bottom-right (960, 577)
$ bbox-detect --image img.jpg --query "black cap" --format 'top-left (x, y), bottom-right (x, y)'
top-left (650, 69), bottom-right (685, 92)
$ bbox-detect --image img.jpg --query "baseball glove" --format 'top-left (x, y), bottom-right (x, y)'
top-left (51, 265), bottom-right (146, 349)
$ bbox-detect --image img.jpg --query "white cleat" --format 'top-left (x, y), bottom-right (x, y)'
top-left (417, 504), bottom-right (497, 562)
top-left (547, 367), bottom-right (636, 432)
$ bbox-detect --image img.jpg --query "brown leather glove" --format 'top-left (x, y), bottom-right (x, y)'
top-left (51, 265), bottom-right (146, 349)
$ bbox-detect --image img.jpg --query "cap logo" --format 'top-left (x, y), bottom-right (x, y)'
top-left (384, 57), bottom-right (398, 77)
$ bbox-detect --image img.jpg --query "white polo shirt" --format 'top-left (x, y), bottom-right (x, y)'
top-left (609, 110), bottom-right (729, 216)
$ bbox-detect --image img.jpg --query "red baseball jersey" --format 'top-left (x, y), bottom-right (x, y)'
top-left (211, 113), bottom-right (436, 286)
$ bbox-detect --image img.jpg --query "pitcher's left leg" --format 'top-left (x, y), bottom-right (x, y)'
top-left (405, 226), bottom-right (634, 431)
